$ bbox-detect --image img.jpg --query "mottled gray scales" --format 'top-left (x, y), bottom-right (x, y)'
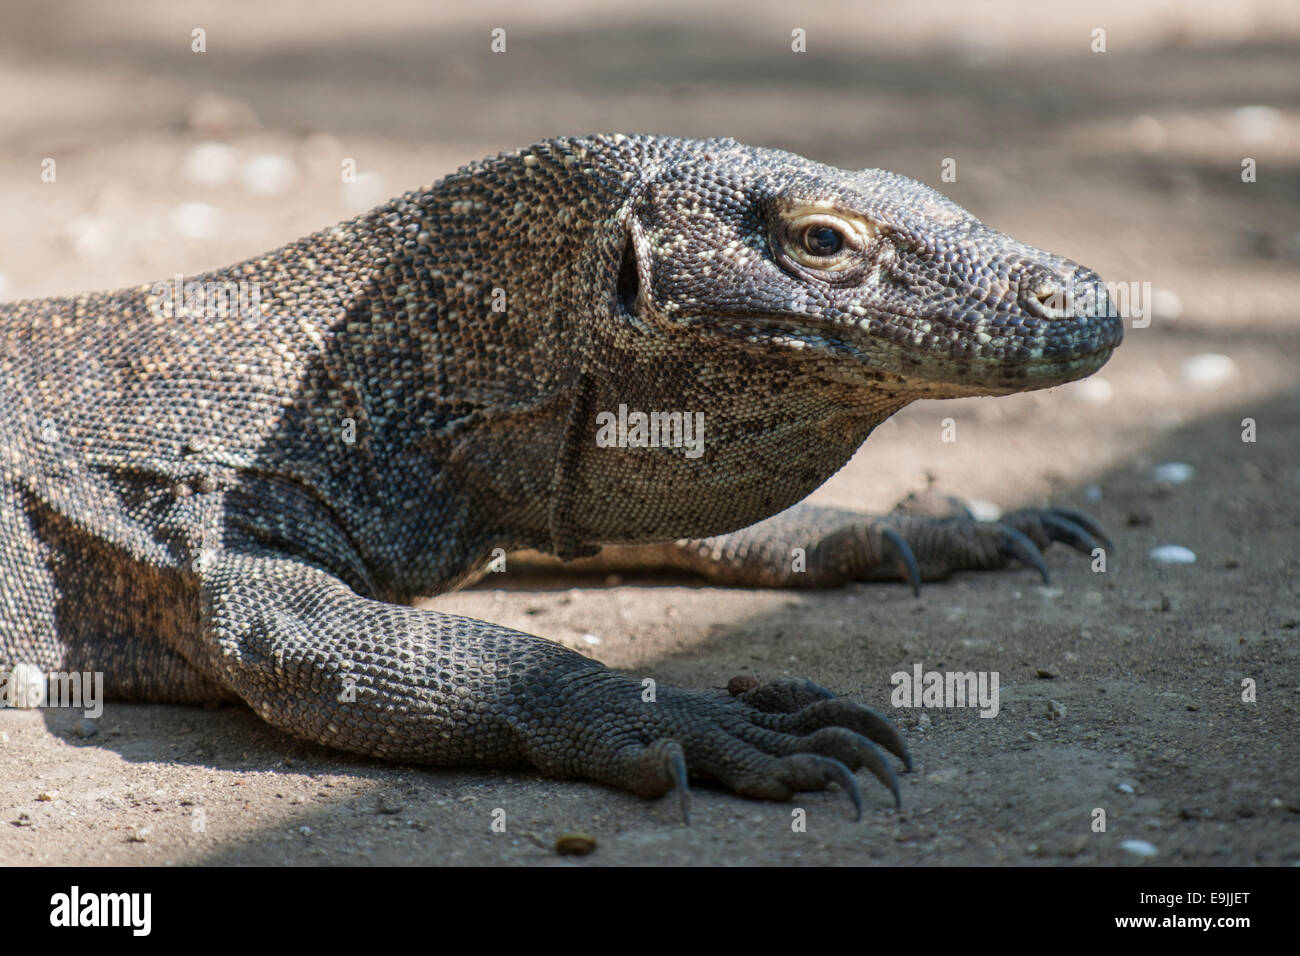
top-left (0, 135), bottom-right (1120, 816)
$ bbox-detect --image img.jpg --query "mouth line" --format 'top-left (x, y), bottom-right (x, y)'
top-left (698, 310), bottom-right (1122, 392)
top-left (707, 309), bottom-right (1120, 359)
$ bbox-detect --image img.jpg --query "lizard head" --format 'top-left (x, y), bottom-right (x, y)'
top-left (613, 137), bottom-right (1123, 400)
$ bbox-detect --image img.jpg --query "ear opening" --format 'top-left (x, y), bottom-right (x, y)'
top-left (616, 229), bottom-right (640, 317)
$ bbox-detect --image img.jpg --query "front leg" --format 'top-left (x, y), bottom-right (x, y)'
top-left (570, 501), bottom-right (1109, 592)
top-left (198, 550), bottom-right (910, 818)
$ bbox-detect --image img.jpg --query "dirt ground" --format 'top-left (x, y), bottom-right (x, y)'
top-left (1, 0), bottom-right (1298, 866)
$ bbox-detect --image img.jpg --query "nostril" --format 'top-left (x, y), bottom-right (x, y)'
top-left (1021, 278), bottom-right (1071, 318)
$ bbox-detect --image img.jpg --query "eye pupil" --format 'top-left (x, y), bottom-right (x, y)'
top-left (804, 225), bottom-right (842, 256)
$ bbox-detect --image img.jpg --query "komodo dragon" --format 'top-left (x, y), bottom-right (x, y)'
top-left (0, 134), bottom-right (1121, 820)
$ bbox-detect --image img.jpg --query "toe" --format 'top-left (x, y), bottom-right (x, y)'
top-left (757, 697), bottom-right (912, 770)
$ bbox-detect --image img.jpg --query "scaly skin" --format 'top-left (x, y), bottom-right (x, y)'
top-left (0, 135), bottom-right (1121, 818)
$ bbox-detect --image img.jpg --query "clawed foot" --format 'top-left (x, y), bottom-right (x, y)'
top-left (520, 674), bottom-right (910, 823)
top-left (879, 502), bottom-right (1112, 596)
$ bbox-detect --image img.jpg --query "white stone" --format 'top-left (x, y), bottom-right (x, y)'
top-left (182, 142), bottom-right (237, 186)
top-left (1151, 462), bottom-right (1194, 484)
top-left (1068, 376), bottom-right (1113, 405)
top-left (1180, 353), bottom-right (1237, 390)
top-left (1151, 287), bottom-right (1182, 320)
top-left (241, 154), bottom-right (296, 196)
top-left (171, 202), bottom-right (221, 240)
top-left (1232, 105), bottom-right (1281, 144)
top-left (68, 215), bottom-right (114, 259)
top-left (1149, 545), bottom-right (1196, 565)
top-left (1121, 839), bottom-right (1158, 858)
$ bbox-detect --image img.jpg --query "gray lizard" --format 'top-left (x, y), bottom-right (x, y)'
top-left (0, 134), bottom-right (1120, 819)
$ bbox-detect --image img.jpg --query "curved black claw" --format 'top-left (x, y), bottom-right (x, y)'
top-left (854, 707), bottom-right (912, 773)
top-left (998, 526), bottom-right (1051, 584)
top-left (1038, 513), bottom-right (1101, 555)
top-left (794, 726), bottom-right (909, 804)
top-left (890, 727), bottom-right (914, 773)
top-left (820, 756), bottom-right (865, 820)
top-left (1048, 507), bottom-right (1113, 550)
top-left (668, 744), bottom-right (690, 825)
top-left (770, 698), bottom-right (913, 772)
top-left (859, 746), bottom-right (902, 811)
top-left (880, 526), bottom-right (922, 598)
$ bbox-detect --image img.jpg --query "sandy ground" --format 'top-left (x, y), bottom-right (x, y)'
top-left (1, 0), bottom-right (1298, 866)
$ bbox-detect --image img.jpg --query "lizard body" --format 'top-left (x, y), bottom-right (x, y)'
top-left (0, 135), bottom-right (1120, 815)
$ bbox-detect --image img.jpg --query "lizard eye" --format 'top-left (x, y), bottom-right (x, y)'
top-left (779, 209), bottom-right (875, 274)
top-left (802, 225), bottom-right (843, 257)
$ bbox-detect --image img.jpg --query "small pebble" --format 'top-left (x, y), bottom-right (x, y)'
top-left (1068, 377), bottom-right (1113, 405)
top-left (241, 154), bottom-right (296, 196)
top-left (127, 827), bottom-right (151, 843)
top-left (1151, 287), bottom-right (1183, 320)
top-left (966, 499), bottom-right (1002, 522)
top-left (75, 718), bottom-right (99, 738)
top-left (1121, 839), bottom-right (1159, 858)
top-left (1118, 783), bottom-right (1136, 794)
top-left (37, 791), bottom-right (57, 802)
top-left (171, 202), bottom-right (221, 240)
top-left (581, 633), bottom-right (602, 646)
top-left (1151, 462), bottom-right (1194, 484)
top-left (182, 142), bottom-right (237, 186)
top-left (555, 832), bottom-right (597, 856)
top-left (1232, 105), bottom-right (1281, 143)
top-left (1180, 353), bottom-right (1237, 390)
top-left (1035, 667), bottom-right (1057, 679)
top-left (1047, 699), bottom-right (1066, 719)
top-left (727, 675), bottom-right (760, 696)
top-left (67, 215), bottom-right (114, 259)
top-left (1150, 545), bottom-right (1196, 564)
top-left (1058, 835), bottom-right (1089, 857)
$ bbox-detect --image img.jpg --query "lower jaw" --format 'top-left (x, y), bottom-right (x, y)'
top-left (876, 346), bottom-right (1119, 399)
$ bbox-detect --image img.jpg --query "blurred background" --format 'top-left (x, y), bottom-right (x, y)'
top-left (1, 1), bottom-right (1297, 865)
top-left (2, 0), bottom-right (1296, 310)
top-left (2, 0), bottom-right (1294, 529)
